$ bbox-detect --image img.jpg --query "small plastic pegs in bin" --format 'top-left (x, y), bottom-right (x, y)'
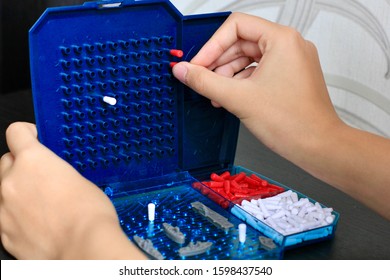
top-left (196, 171), bottom-right (285, 205)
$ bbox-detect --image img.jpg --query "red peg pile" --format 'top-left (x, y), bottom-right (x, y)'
top-left (193, 171), bottom-right (285, 208)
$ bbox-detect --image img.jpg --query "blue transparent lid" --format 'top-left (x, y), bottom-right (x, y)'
top-left (29, 0), bottom-right (239, 186)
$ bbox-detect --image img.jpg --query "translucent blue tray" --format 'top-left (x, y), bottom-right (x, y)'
top-left (107, 172), bottom-right (283, 260)
top-left (226, 167), bottom-right (339, 249)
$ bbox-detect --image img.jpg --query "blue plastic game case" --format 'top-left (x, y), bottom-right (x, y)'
top-left (29, 0), bottom-right (339, 259)
top-left (29, 0), bottom-right (239, 186)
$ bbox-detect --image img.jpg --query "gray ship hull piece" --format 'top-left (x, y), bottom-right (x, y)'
top-left (163, 222), bottom-right (185, 244)
top-left (259, 236), bottom-right (277, 250)
top-left (133, 235), bottom-right (164, 260)
top-left (178, 241), bottom-right (213, 257)
top-left (191, 201), bottom-right (234, 230)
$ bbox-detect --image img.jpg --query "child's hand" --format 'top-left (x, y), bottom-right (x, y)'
top-left (173, 13), bottom-right (390, 221)
top-left (0, 122), bottom-right (145, 259)
top-left (173, 12), bottom-right (343, 162)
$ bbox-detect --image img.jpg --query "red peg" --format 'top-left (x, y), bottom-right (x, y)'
top-left (210, 172), bottom-right (225, 182)
top-left (169, 62), bottom-right (178, 68)
top-left (169, 49), bottom-right (184, 58)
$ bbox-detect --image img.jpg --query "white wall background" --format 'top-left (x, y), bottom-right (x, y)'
top-left (171, 0), bottom-right (390, 137)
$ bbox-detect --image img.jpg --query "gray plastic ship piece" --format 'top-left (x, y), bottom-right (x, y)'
top-left (191, 201), bottom-right (234, 230)
top-left (178, 241), bottom-right (213, 257)
top-left (133, 235), bottom-right (164, 260)
top-left (163, 222), bottom-right (185, 244)
top-left (259, 236), bottom-right (277, 250)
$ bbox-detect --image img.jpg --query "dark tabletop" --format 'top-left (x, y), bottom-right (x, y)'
top-left (1, 90), bottom-right (389, 260)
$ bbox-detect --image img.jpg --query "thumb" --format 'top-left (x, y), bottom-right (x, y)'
top-left (6, 122), bottom-right (38, 156)
top-left (172, 62), bottom-right (245, 110)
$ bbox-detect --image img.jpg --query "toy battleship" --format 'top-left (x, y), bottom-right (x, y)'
top-left (163, 222), bottom-right (185, 244)
top-left (259, 236), bottom-right (277, 251)
top-left (191, 201), bottom-right (234, 230)
top-left (133, 235), bottom-right (164, 260)
top-left (178, 241), bottom-right (213, 257)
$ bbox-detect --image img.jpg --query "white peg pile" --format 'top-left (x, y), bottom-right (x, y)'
top-left (239, 190), bottom-right (335, 235)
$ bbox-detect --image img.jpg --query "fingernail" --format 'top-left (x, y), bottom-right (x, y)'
top-left (172, 62), bottom-right (188, 83)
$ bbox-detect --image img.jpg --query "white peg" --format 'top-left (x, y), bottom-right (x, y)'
top-left (238, 223), bottom-right (247, 243)
top-left (257, 198), bottom-right (270, 218)
top-left (148, 203), bottom-right (155, 222)
top-left (325, 215), bottom-right (335, 224)
top-left (103, 96), bottom-right (117, 105)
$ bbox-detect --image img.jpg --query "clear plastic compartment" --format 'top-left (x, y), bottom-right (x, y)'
top-left (194, 166), bottom-right (339, 249)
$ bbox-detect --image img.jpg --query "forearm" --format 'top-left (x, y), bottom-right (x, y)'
top-left (300, 123), bottom-right (390, 220)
